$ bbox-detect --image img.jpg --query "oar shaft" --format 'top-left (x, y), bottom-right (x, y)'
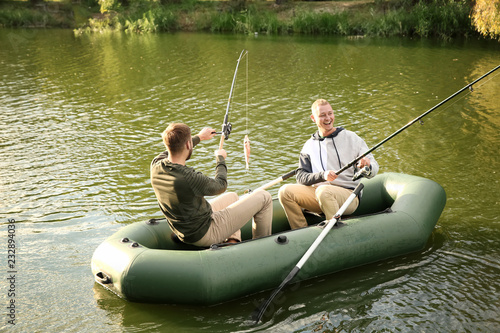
top-left (253, 182), bottom-right (364, 324)
top-left (296, 183), bottom-right (363, 268)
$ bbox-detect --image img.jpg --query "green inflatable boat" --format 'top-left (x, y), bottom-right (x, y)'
top-left (91, 172), bottom-right (446, 305)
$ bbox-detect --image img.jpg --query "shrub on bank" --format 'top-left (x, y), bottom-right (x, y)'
top-left (0, 2), bottom-right (73, 28)
top-left (0, 0), bottom-right (486, 40)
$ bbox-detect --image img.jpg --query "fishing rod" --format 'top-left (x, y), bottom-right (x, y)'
top-left (255, 64), bottom-right (500, 190)
top-left (251, 65), bottom-right (500, 325)
top-left (219, 49), bottom-right (248, 150)
top-left (251, 169), bottom-right (298, 192)
top-left (338, 64), bottom-right (500, 178)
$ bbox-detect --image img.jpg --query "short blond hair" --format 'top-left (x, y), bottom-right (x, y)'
top-left (311, 99), bottom-right (330, 114)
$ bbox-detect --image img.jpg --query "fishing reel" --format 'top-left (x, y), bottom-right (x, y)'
top-left (352, 166), bottom-right (371, 181)
top-left (221, 122), bottom-right (232, 140)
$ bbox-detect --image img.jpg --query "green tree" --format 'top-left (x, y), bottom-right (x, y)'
top-left (472, 0), bottom-right (500, 40)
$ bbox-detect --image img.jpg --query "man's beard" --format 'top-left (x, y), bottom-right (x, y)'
top-left (186, 146), bottom-right (193, 160)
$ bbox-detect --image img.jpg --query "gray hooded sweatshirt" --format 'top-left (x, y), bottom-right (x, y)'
top-left (296, 127), bottom-right (379, 190)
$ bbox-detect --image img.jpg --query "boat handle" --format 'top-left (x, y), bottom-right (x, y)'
top-left (95, 272), bottom-right (112, 284)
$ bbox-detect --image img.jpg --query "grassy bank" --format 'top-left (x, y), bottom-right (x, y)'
top-left (0, 0), bottom-right (481, 40)
top-left (0, 0), bottom-right (85, 28)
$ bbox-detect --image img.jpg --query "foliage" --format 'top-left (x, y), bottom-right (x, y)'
top-left (0, 2), bottom-right (71, 28)
top-left (471, 0), bottom-right (500, 40)
top-left (292, 11), bottom-right (352, 35)
top-left (98, 0), bottom-right (116, 13)
top-left (228, 0), bottom-right (247, 13)
top-left (0, 0), bottom-right (483, 40)
top-left (409, 0), bottom-right (472, 39)
top-left (151, 7), bottom-right (177, 31)
top-left (230, 6), bottom-right (288, 34)
top-left (248, 10), bottom-right (284, 34)
top-left (209, 11), bottom-right (235, 32)
top-left (125, 10), bottom-right (157, 33)
top-left (73, 14), bottom-right (122, 34)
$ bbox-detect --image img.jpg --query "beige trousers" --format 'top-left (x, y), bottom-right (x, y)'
top-left (193, 190), bottom-right (273, 247)
top-left (278, 184), bottom-right (359, 229)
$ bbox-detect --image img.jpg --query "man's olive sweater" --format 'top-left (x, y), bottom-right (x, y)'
top-left (150, 136), bottom-right (227, 243)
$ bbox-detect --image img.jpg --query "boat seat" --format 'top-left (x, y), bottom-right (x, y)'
top-left (169, 227), bottom-right (243, 250)
top-left (302, 209), bottom-right (353, 221)
top-left (302, 209), bottom-right (325, 218)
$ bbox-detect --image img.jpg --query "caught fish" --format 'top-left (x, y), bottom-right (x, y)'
top-left (244, 135), bottom-right (250, 169)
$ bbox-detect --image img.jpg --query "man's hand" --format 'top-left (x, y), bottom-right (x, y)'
top-left (197, 127), bottom-right (216, 141)
top-left (324, 170), bottom-right (338, 182)
top-left (215, 149), bottom-right (227, 159)
top-left (357, 157), bottom-right (371, 169)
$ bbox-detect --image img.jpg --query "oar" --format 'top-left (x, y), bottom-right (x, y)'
top-left (252, 182), bottom-right (364, 324)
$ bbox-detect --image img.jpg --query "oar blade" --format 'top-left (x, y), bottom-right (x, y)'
top-left (252, 266), bottom-right (301, 325)
top-left (251, 287), bottom-right (283, 324)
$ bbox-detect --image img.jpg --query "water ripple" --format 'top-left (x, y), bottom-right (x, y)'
top-left (1, 30), bottom-right (500, 332)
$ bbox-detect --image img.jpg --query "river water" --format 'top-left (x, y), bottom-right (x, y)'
top-left (1, 29), bottom-right (499, 332)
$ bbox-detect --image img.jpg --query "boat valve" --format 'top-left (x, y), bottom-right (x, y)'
top-left (95, 272), bottom-right (112, 285)
top-left (275, 235), bottom-right (289, 245)
top-left (146, 219), bottom-right (160, 225)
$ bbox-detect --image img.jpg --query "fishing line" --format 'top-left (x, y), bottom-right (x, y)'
top-left (413, 69), bottom-right (500, 125)
top-left (333, 64), bottom-right (500, 175)
top-left (246, 51), bottom-right (249, 136)
top-left (245, 52), bottom-right (251, 172)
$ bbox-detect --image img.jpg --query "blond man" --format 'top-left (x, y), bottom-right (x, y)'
top-left (279, 99), bottom-right (379, 229)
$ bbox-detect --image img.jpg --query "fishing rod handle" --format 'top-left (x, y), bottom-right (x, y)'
top-left (252, 169), bottom-right (297, 192)
top-left (218, 136), bottom-right (225, 150)
top-left (282, 168), bottom-right (297, 180)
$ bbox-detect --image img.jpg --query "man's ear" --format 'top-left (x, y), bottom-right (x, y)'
top-left (310, 114), bottom-right (316, 122)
